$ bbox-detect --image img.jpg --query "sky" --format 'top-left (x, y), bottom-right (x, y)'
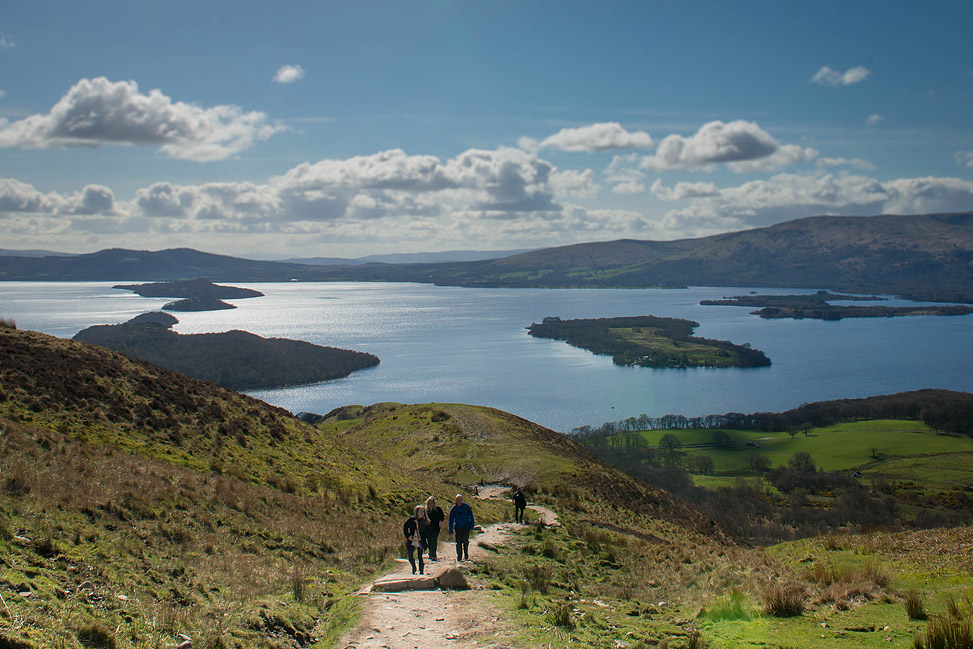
top-left (1, 0), bottom-right (972, 259)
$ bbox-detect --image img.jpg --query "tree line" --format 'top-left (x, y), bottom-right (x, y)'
top-left (572, 389), bottom-right (973, 438)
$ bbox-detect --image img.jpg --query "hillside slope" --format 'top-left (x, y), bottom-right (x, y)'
top-left (0, 326), bottom-right (740, 648)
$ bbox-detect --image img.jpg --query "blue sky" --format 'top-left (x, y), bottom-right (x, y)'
top-left (1, 0), bottom-right (972, 258)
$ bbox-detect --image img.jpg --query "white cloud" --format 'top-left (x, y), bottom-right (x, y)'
top-left (655, 172), bottom-right (973, 235)
top-left (954, 151), bottom-right (973, 168)
top-left (0, 77), bottom-right (282, 161)
top-left (810, 65), bottom-right (871, 87)
top-left (640, 120), bottom-right (815, 171)
top-left (866, 113), bottom-right (885, 126)
top-left (273, 65), bottom-right (305, 84)
top-left (817, 156), bottom-right (876, 170)
top-left (0, 90), bottom-right (6, 99)
top-left (649, 178), bottom-right (719, 200)
top-left (0, 35), bottom-right (15, 49)
top-left (525, 122), bottom-right (653, 153)
top-left (604, 154), bottom-right (646, 194)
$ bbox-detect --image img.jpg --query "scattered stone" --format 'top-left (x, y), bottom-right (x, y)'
top-left (78, 581), bottom-right (93, 590)
top-left (477, 541), bottom-right (500, 553)
top-left (176, 642), bottom-right (191, 649)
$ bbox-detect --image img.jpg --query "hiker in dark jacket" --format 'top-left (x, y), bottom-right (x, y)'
top-left (512, 487), bottom-right (528, 523)
top-left (447, 493), bottom-right (475, 562)
top-left (423, 496), bottom-right (445, 561)
top-left (403, 505), bottom-right (429, 574)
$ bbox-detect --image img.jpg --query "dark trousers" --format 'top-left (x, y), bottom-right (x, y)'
top-left (454, 527), bottom-right (471, 560)
top-left (423, 527), bottom-right (440, 560)
top-left (515, 504), bottom-right (526, 523)
top-left (406, 540), bottom-right (425, 574)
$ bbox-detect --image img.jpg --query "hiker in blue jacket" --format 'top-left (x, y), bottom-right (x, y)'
top-left (447, 493), bottom-right (475, 562)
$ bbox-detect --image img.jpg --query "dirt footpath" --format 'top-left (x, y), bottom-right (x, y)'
top-left (337, 522), bottom-right (522, 649)
top-left (338, 488), bottom-right (561, 649)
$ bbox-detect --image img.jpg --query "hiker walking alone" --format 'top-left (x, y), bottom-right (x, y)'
top-left (403, 505), bottom-right (429, 574)
top-left (512, 487), bottom-right (527, 524)
top-left (448, 493), bottom-right (475, 562)
top-left (423, 496), bottom-right (445, 561)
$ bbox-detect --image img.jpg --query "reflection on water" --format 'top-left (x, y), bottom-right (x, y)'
top-left (3, 281), bottom-right (971, 431)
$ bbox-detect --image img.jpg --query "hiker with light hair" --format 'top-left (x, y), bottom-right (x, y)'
top-left (403, 505), bottom-right (429, 574)
top-left (423, 496), bottom-right (445, 561)
top-left (447, 493), bottom-right (475, 562)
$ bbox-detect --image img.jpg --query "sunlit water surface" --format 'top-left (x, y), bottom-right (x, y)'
top-left (3, 281), bottom-right (971, 431)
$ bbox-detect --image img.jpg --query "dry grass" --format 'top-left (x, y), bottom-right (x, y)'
top-left (762, 582), bottom-right (806, 617)
top-left (0, 416), bottom-right (402, 648)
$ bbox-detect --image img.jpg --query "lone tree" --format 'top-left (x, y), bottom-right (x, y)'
top-left (749, 453), bottom-right (772, 473)
top-left (787, 451), bottom-right (816, 473)
top-left (659, 433), bottom-right (683, 454)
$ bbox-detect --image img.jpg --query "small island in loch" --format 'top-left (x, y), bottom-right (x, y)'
top-left (114, 278), bottom-right (264, 312)
top-left (701, 291), bottom-right (973, 320)
top-left (73, 312), bottom-right (379, 390)
top-left (527, 315), bottom-right (771, 368)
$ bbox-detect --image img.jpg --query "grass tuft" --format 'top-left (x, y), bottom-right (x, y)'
top-left (75, 622), bottom-right (118, 649)
top-left (548, 602), bottom-right (574, 629)
top-left (914, 614), bottom-right (973, 649)
top-left (762, 582), bottom-right (805, 617)
top-left (905, 591), bottom-right (928, 620)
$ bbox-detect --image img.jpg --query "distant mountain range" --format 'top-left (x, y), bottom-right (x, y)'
top-left (2, 212), bottom-right (971, 301)
top-left (285, 248), bottom-right (534, 265)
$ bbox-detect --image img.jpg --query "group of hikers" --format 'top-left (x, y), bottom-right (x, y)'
top-left (403, 488), bottom-right (529, 575)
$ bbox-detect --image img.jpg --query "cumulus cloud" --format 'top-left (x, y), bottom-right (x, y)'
top-left (638, 120), bottom-right (816, 172)
top-left (521, 122), bottom-right (653, 153)
top-left (0, 77), bottom-right (282, 161)
top-left (0, 35), bottom-right (15, 49)
top-left (866, 113), bottom-right (885, 126)
top-left (810, 65), bottom-right (871, 86)
top-left (954, 151), bottom-right (973, 168)
top-left (654, 172), bottom-right (973, 235)
top-left (273, 65), bottom-right (305, 84)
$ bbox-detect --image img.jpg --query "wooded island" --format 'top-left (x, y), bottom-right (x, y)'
top-left (527, 315), bottom-right (771, 368)
top-left (74, 312), bottom-right (379, 390)
top-left (701, 291), bottom-right (973, 320)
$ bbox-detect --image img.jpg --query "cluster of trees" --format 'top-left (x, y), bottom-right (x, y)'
top-left (527, 315), bottom-right (770, 368)
top-left (572, 389), bottom-right (973, 437)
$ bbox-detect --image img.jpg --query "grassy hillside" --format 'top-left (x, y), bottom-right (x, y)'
top-left (0, 327), bottom-right (472, 648)
top-left (4, 324), bottom-right (973, 648)
top-left (0, 325), bottom-right (744, 648)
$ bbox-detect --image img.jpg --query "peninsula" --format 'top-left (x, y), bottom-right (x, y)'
top-left (73, 312), bottom-right (379, 390)
top-left (527, 315), bottom-right (771, 368)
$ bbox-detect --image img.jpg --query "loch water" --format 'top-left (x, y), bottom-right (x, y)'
top-left (3, 281), bottom-right (971, 432)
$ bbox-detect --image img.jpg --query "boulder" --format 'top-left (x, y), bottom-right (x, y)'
top-left (432, 565), bottom-right (468, 590)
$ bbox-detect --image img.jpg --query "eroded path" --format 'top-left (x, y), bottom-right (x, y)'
top-left (338, 489), bottom-right (554, 649)
top-left (338, 522), bottom-right (521, 649)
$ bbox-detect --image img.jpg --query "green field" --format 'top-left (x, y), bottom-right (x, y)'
top-left (633, 420), bottom-right (973, 484)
